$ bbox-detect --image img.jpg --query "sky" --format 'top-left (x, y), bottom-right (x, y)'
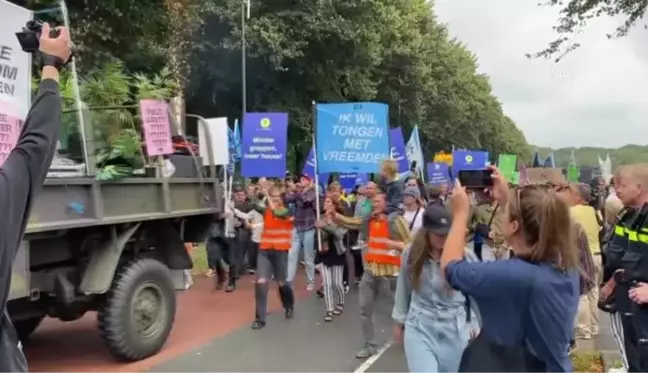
top-left (435, 0), bottom-right (648, 149)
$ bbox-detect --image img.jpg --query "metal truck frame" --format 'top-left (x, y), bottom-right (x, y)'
top-left (7, 111), bottom-right (223, 362)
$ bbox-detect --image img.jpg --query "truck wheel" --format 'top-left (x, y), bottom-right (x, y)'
top-left (98, 258), bottom-right (176, 362)
top-left (14, 316), bottom-right (44, 342)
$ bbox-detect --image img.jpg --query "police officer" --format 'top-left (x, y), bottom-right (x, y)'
top-left (605, 164), bottom-right (648, 372)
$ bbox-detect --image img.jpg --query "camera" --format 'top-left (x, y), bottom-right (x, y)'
top-left (15, 20), bottom-right (60, 53)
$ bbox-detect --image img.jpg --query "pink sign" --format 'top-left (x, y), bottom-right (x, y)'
top-left (140, 99), bottom-right (173, 156)
top-left (0, 103), bottom-right (21, 167)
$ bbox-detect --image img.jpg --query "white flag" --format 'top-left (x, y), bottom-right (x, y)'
top-left (405, 126), bottom-right (425, 177)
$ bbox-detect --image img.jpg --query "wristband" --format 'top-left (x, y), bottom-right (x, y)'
top-left (40, 52), bottom-right (66, 71)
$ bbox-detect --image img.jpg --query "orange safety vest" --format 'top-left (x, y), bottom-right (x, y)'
top-left (260, 209), bottom-right (293, 251)
top-left (364, 217), bottom-right (401, 266)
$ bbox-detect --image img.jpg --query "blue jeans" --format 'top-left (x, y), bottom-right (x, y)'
top-left (404, 309), bottom-right (472, 373)
top-left (287, 228), bottom-right (315, 285)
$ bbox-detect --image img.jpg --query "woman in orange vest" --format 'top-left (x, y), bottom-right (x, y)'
top-left (250, 186), bottom-right (295, 330)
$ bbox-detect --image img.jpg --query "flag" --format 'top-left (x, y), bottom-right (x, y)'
top-left (405, 126), bottom-right (425, 178)
top-left (532, 152), bottom-right (542, 168)
top-left (227, 119), bottom-right (242, 173)
top-left (517, 157), bottom-right (528, 185)
top-left (543, 153), bottom-right (555, 168)
top-left (497, 154), bottom-right (517, 183)
top-left (569, 149), bottom-right (577, 165)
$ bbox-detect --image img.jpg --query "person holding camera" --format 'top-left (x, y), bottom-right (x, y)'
top-left (0, 23), bottom-right (72, 372)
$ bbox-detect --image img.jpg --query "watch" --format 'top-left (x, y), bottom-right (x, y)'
top-left (40, 52), bottom-right (66, 71)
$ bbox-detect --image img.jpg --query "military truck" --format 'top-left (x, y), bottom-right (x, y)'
top-left (7, 107), bottom-right (223, 362)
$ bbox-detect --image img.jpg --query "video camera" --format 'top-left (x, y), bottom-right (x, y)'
top-left (15, 20), bottom-right (61, 53)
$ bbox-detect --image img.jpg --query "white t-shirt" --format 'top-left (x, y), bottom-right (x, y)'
top-left (403, 208), bottom-right (424, 234)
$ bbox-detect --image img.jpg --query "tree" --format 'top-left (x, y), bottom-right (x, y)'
top-left (532, 0), bottom-right (648, 61)
top-left (15, 0), bottom-right (533, 173)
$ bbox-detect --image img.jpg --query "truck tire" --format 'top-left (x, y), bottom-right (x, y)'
top-left (98, 258), bottom-right (176, 362)
top-left (14, 316), bottom-right (44, 342)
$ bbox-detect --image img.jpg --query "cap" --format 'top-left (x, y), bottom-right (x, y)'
top-left (422, 204), bottom-right (452, 235)
top-left (404, 186), bottom-right (421, 199)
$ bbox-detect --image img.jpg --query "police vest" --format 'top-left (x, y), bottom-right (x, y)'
top-left (260, 209), bottom-right (293, 251)
top-left (364, 217), bottom-right (400, 266)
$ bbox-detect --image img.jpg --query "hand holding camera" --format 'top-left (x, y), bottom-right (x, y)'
top-left (39, 23), bottom-right (72, 64)
top-left (15, 21), bottom-right (73, 70)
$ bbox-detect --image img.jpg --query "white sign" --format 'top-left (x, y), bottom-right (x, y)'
top-left (0, 0), bottom-right (32, 118)
top-left (198, 117), bottom-right (229, 166)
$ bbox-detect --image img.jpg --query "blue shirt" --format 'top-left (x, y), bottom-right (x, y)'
top-left (446, 258), bottom-right (579, 372)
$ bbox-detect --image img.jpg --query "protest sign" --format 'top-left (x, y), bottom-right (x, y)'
top-left (140, 99), bottom-right (173, 156)
top-left (0, 103), bottom-right (20, 167)
top-left (315, 102), bottom-right (389, 174)
top-left (241, 112), bottom-right (288, 178)
top-left (0, 1), bottom-right (32, 117)
top-left (389, 127), bottom-right (409, 172)
top-left (526, 167), bottom-right (566, 184)
top-left (198, 117), bottom-right (229, 165)
top-left (427, 162), bottom-right (450, 186)
top-left (497, 153), bottom-right (517, 182)
top-left (339, 172), bottom-right (368, 192)
top-left (567, 165), bottom-right (580, 182)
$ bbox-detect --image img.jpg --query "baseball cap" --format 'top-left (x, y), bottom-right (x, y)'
top-left (404, 186), bottom-right (421, 199)
top-left (422, 204), bottom-right (453, 235)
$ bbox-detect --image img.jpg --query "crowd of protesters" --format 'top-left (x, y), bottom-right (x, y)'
top-left (201, 157), bottom-right (648, 372)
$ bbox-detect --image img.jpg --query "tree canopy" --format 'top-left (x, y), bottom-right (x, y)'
top-left (17, 0), bottom-right (532, 172)
top-left (533, 0), bottom-right (647, 61)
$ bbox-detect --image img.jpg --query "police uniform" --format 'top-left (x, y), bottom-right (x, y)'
top-left (605, 204), bottom-right (648, 372)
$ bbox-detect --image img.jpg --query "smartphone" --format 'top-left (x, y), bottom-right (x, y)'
top-left (458, 169), bottom-right (493, 188)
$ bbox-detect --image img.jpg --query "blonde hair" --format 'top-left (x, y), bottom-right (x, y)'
top-left (507, 186), bottom-right (578, 270)
top-left (381, 159), bottom-right (398, 178)
top-left (616, 164), bottom-right (648, 189)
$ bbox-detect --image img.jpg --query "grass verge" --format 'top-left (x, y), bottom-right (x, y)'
top-left (572, 351), bottom-right (604, 373)
top-left (190, 243), bottom-right (209, 275)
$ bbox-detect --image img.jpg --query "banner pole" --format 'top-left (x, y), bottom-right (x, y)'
top-left (312, 102), bottom-right (323, 252)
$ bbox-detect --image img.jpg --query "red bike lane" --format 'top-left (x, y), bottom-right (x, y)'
top-left (24, 275), bottom-right (310, 372)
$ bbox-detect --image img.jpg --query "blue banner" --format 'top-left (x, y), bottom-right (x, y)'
top-left (389, 127), bottom-right (409, 172)
top-left (339, 172), bottom-right (368, 192)
top-left (241, 112), bottom-right (288, 178)
top-left (427, 162), bottom-right (450, 186)
top-left (315, 102), bottom-right (390, 174)
top-left (452, 150), bottom-right (489, 176)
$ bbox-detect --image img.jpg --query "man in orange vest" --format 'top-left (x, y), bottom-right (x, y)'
top-left (331, 192), bottom-right (411, 359)
top-left (250, 186), bottom-right (295, 330)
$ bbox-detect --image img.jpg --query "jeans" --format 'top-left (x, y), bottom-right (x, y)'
top-left (404, 309), bottom-right (471, 372)
top-left (287, 228), bottom-right (315, 285)
top-left (255, 250), bottom-right (293, 322)
top-left (359, 271), bottom-right (396, 346)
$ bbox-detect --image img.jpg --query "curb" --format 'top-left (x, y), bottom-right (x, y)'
top-left (600, 350), bottom-right (623, 372)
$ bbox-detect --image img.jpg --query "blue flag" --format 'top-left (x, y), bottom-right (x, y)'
top-left (532, 152), bottom-right (542, 168)
top-left (226, 119), bottom-right (241, 173)
top-left (544, 153), bottom-right (556, 168)
top-left (389, 127), bottom-right (409, 172)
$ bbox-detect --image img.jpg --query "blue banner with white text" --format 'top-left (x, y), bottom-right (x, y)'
top-left (241, 112), bottom-right (288, 177)
top-left (427, 162), bottom-right (451, 186)
top-left (315, 102), bottom-right (390, 174)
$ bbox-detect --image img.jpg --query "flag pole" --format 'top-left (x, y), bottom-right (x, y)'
top-left (312, 102), bottom-right (323, 252)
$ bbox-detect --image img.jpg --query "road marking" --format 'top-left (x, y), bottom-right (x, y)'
top-left (353, 342), bottom-right (393, 373)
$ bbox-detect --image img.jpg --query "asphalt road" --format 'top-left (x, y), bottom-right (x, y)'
top-left (150, 287), bottom-right (407, 372)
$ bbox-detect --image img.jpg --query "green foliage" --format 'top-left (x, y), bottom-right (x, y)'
top-left (531, 0), bottom-right (647, 61)
top-left (534, 144), bottom-right (648, 169)
top-left (19, 0), bottom-right (533, 173)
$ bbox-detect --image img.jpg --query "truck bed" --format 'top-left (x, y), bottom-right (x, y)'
top-left (26, 177), bottom-right (221, 234)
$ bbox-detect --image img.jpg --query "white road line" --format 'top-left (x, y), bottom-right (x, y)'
top-left (353, 341), bottom-right (394, 373)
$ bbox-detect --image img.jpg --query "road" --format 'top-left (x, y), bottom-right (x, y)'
top-left (23, 274), bottom-right (407, 372)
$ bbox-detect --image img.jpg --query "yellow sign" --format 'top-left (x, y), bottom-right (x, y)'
top-left (260, 118), bottom-right (271, 128)
top-left (433, 152), bottom-right (453, 165)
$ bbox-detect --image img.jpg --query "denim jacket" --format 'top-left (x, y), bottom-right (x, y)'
top-left (392, 246), bottom-right (481, 327)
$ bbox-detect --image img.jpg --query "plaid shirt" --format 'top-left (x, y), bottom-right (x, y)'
top-left (285, 187), bottom-right (317, 232)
